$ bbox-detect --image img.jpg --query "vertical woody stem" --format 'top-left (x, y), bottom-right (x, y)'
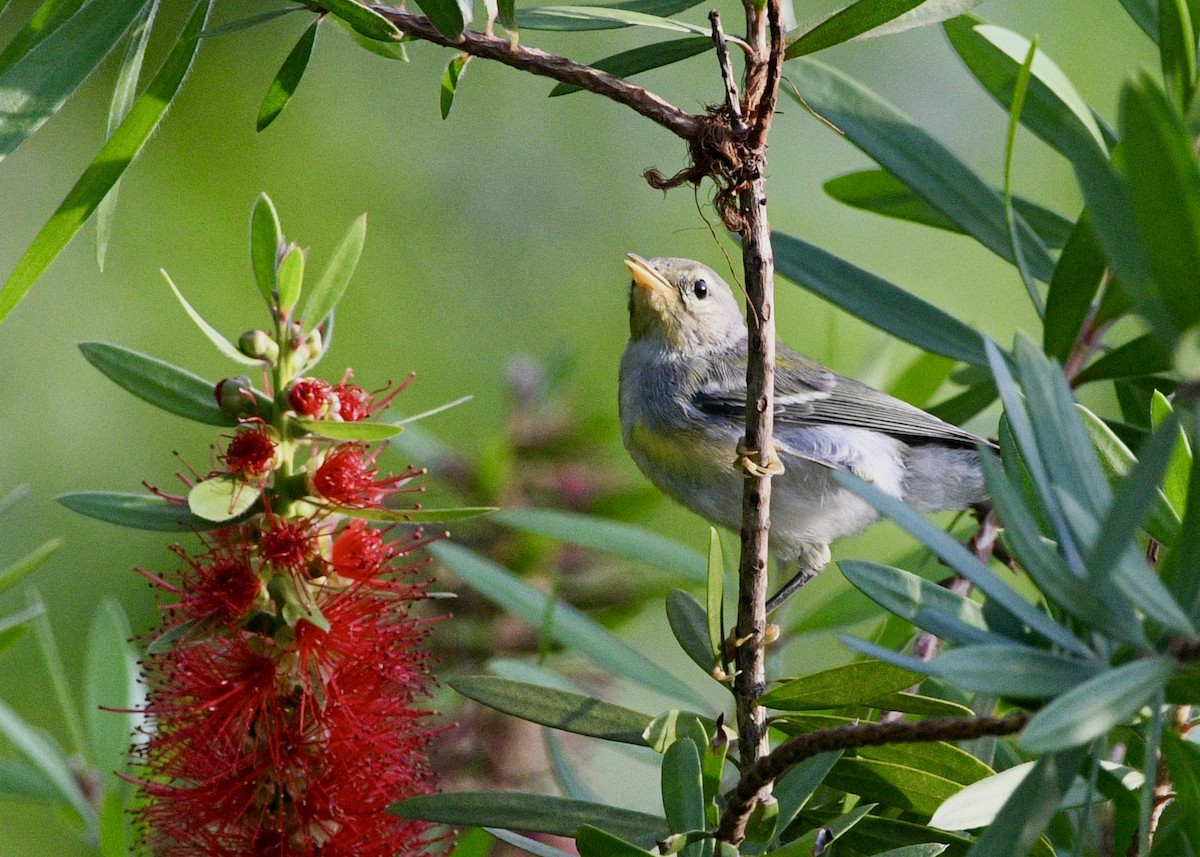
top-left (732, 0), bottom-right (785, 789)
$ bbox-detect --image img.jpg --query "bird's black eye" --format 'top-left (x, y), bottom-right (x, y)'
top-left (693, 279), bottom-right (708, 299)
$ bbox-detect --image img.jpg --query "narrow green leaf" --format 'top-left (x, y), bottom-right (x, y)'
top-left (518, 6), bottom-right (717, 37)
top-left (576, 825), bottom-right (655, 856)
top-left (1161, 403), bottom-right (1200, 617)
top-left (785, 0), bottom-right (924, 58)
top-left (200, 7), bottom-right (299, 37)
top-left (497, 0), bottom-right (516, 29)
top-left (390, 793), bottom-right (669, 848)
top-left (275, 244), bottom-right (305, 314)
top-left (330, 505), bottom-right (495, 523)
top-left (758, 659), bottom-right (921, 710)
top-left (666, 590), bottom-right (716, 675)
top-left (0, 0), bottom-right (90, 79)
top-left (943, 18), bottom-right (1109, 162)
top-left (932, 645), bottom-right (1099, 698)
top-left (1161, 733), bottom-right (1200, 848)
top-left (80, 341), bottom-right (235, 426)
top-left (544, 729), bottom-right (600, 802)
top-left (1161, 0), bottom-right (1197, 110)
top-left (518, 0), bottom-right (705, 29)
top-left (772, 751), bottom-right (842, 838)
top-left (927, 381), bottom-right (997, 424)
top-left (662, 737), bottom-right (705, 835)
top-left (440, 53), bottom-right (468, 119)
top-left (1116, 0), bottom-right (1159, 39)
top-left (431, 542), bottom-right (702, 703)
top-left (491, 509), bottom-right (705, 582)
top-left (853, 0), bottom-right (981, 38)
top-left (705, 528), bottom-right (723, 659)
top-left (162, 269), bottom-right (263, 365)
top-left (97, 0), bottom-right (159, 271)
top-left (83, 600), bottom-right (139, 788)
top-left (1122, 72), bottom-right (1200, 337)
top-left (414, 0), bottom-right (468, 38)
top-left (962, 748), bottom-right (1087, 857)
top-left (0, 757), bottom-right (58, 801)
top-left (785, 58), bottom-right (1055, 282)
top-left (643, 711), bottom-right (723, 754)
top-left (300, 213), bottom-right (366, 330)
top-left (1043, 212), bottom-right (1109, 361)
top-left (0, 539), bottom-right (61, 598)
top-left (1150, 390), bottom-right (1191, 514)
top-left (858, 739), bottom-right (993, 786)
top-left (1020, 657), bottom-right (1175, 754)
top-left (487, 829), bottom-right (577, 857)
top-left (833, 468), bottom-right (1092, 656)
top-left (1002, 35), bottom-right (1042, 314)
top-left (828, 757), bottom-right (960, 816)
top-left (291, 416), bottom-right (401, 441)
top-left (774, 232), bottom-right (987, 367)
top-left (550, 37), bottom-right (710, 96)
top-left (0, 0), bottom-right (147, 160)
top-left (776, 803), bottom-right (876, 855)
top-left (187, 475), bottom-right (261, 522)
top-left (0, 0), bottom-right (212, 324)
top-left (838, 560), bottom-right (995, 646)
top-left (317, 0), bottom-right (403, 40)
top-left (0, 698), bottom-right (94, 825)
top-left (257, 18), bottom-right (318, 131)
top-left (875, 847), bottom-right (949, 857)
top-left (250, 193), bottom-right (282, 307)
top-left (867, 692), bottom-right (975, 717)
top-left (823, 169), bottom-right (1073, 249)
top-left (449, 676), bottom-right (652, 744)
top-left (58, 490), bottom-right (254, 531)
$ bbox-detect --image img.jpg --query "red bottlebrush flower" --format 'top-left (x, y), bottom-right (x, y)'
top-left (332, 372), bottom-right (410, 422)
top-left (135, 515), bottom-right (441, 857)
top-left (289, 378), bottom-right (334, 418)
top-left (172, 538), bottom-right (263, 623)
top-left (259, 515), bottom-right (319, 575)
top-left (309, 444), bottom-right (420, 508)
top-left (222, 425), bottom-right (280, 479)
top-left (330, 519), bottom-right (392, 580)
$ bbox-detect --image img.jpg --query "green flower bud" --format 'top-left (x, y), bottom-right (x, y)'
top-left (238, 329), bottom-right (279, 362)
top-left (214, 376), bottom-right (255, 419)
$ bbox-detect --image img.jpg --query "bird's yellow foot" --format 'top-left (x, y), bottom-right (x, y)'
top-left (736, 439), bottom-right (785, 478)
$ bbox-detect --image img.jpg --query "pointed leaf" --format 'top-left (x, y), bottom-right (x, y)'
top-left (666, 590), bottom-right (716, 676)
top-left (1019, 657), bottom-right (1176, 754)
top-left (517, 5), bottom-right (719, 37)
top-left (1122, 72), bottom-right (1200, 336)
top-left (0, 699), bottom-right (93, 825)
top-left (867, 692), bottom-right (975, 717)
top-left (855, 0), bottom-right (981, 38)
top-left (431, 542), bottom-right (701, 704)
top-left (544, 729), bottom-right (600, 802)
top-left (80, 341), bottom-right (238, 426)
top-left (250, 193), bottom-right (282, 306)
top-left (491, 509), bottom-right (705, 582)
top-left (1161, 0), bottom-right (1198, 111)
top-left (772, 751), bottom-right (842, 837)
top-left (828, 757), bottom-right (960, 816)
top-left (390, 793), bottom-right (669, 847)
top-left (550, 37), bottom-right (710, 96)
top-left (201, 8), bottom-right (300, 38)
top-left (275, 243), bottom-right (305, 314)
top-left (0, 0), bottom-right (212, 324)
top-left (487, 829), bottom-right (577, 857)
top-left (329, 505), bottom-right (495, 523)
top-left (774, 232), bottom-right (988, 366)
top-left (187, 476), bottom-right (261, 522)
top-left (1150, 390), bottom-right (1191, 514)
top-left (1043, 213), bottom-right (1113, 362)
top-left (0, 0), bottom-right (148, 161)
top-left (838, 560), bottom-right (995, 646)
top-left (0, 757), bottom-right (58, 801)
top-left (943, 18), bottom-right (1109, 163)
top-left (785, 58), bottom-right (1055, 282)
top-left (413, 0), bottom-right (468, 38)
top-left (518, 0), bottom-right (706, 29)
top-left (932, 644), bottom-right (1099, 698)
top-left (449, 676), bottom-right (653, 744)
top-left (83, 600), bottom-right (140, 788)
top-left (1116, 0), bottom-right (1159, 39)
top-left (162, 269), bottom-right (262, 365)
top-left (0, 539), bottom-right (60, 597)
top-left (257, 18), bottom-right (319, 131)
top-left (97, 0), bottom-right (159, 271)
top-left (300, 212), bottom-right (366, 329)
top-left (706, 528), bottom-right (724, 659)
top-left (785, 0), bottom-right (925, 58)
top-left (662, 737), bottom-right (704, 835)
top-left (317, 0), bottom-right (403, 39)
top-left (58, 490), bottom-right (254, 531)
top-left (758, 659), bottom-right (921, 710)
top-left (823, 169), bottom-right (1072, 249)
top-left (292, 416), bottom-right (401, 441)
top-left (440, 53), bottom-right (468, 119)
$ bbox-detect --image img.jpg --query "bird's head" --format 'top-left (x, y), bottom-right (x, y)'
top-left (624, 254), bottom-right (744, 351)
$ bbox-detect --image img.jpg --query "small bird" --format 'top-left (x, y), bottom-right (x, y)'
top-left (618, 254), bottom-right (990, 610)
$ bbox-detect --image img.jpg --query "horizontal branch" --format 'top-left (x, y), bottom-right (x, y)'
top-left (716, 713), bottom-right (1029, 844)
top-left (368, 5), bottom-right (706, 140)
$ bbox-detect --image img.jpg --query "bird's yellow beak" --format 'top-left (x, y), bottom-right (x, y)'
top-left (625, 254), bottom-right (672, 296)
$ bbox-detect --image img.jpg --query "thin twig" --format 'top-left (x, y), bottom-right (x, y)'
top-left (369, 5), bottom-right (704, 141)
top-left (710, 10), bottom-right (747, 137)
top-left (715, 714), bottom-right (1029, 845)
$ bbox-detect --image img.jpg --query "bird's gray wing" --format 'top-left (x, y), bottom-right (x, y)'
top-left (692, 343), bottom-right (989, 450)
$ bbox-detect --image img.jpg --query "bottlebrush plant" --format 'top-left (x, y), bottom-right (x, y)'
top-left (58, 194), bottom-right (489, 856)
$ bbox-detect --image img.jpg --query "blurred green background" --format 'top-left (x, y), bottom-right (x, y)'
top-left (0, 0), bottom-right (1156, 852)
